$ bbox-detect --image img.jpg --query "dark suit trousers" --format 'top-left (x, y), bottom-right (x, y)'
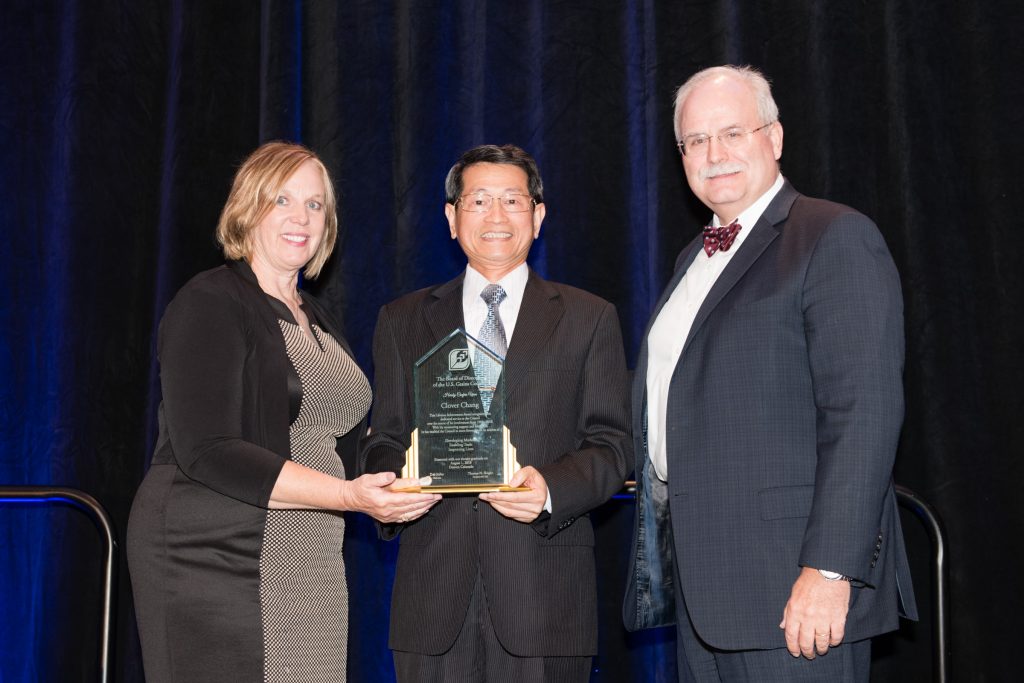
top-left (672, 545), bottom-right (870, 683)
top-left (393, 573), bottom-right (591, 683)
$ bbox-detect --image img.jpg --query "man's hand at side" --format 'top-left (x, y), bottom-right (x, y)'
top-left (780, 566), bottom-right (850, 659)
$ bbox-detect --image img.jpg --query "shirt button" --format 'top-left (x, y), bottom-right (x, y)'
top-left (472, 500), bottom-right (479, 511)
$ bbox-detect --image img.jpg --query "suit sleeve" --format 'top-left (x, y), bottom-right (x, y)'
top-left (535, 302), bottom-right (632, 536)
top-left (359, 303), bottom-right (413, 477)
top-left (158, 284), bottom-right (286, 507)
top-left (797, 212), bottom-right (905, 584)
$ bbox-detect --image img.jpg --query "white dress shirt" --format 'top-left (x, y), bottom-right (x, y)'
top-left (462, 262), bottom-right (529, 346)
top-left (645, 174), bottom-right (785, 481)
top-left (461, 262), bottom-right (551, 511)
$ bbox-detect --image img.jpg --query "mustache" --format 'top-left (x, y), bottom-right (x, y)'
top-left (699, 162), bottom-right (745, 181)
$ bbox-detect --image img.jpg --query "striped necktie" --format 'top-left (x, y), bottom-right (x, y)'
top-left (475, 284), bottom-right (507, 411)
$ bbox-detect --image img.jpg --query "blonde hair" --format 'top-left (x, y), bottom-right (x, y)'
top-left (216, 141), bottom-right (338, 279)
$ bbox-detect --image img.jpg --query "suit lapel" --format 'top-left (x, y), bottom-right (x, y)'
top-left (680, 181), bottom-right (798, 356)
top-left (431, 269), bottom-right (561, 397)
top-left (504, 270), bottom-right (563, 397)
top-left (424, 274), bottom-right (467, 346)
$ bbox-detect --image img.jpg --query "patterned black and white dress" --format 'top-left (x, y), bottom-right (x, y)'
top-left (128, 262), bottom-right (372, 683)
top-left (259, 317), bottom-right (372, 682)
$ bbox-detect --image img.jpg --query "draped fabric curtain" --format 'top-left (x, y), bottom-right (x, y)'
top-left (1, 1), bottom-right (1021, 680)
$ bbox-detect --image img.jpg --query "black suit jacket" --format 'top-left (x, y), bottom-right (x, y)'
top-left (361, 268), bottom-right (630, 656)
top-left (624, 181), bottom-right (917, 650)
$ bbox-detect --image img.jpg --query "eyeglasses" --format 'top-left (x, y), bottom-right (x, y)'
top-left (455, 192), bottom-right (536, 213)
top-left (676, 122), bottom-right (775, 156)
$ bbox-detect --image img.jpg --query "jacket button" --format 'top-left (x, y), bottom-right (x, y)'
top-left (472, 500), bottom-right (479, 511)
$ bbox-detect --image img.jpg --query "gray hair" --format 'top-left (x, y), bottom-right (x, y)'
top-left (673, 65), bottom-right (779, 141)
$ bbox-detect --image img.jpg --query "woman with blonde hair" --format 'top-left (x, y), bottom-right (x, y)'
top-left (128, 141), bottom-right (438, 682)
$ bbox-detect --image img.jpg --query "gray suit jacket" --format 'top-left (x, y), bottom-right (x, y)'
top-left (623, 181), bottom-right (917, 650)
top-left (361, 268), bottom-right (630, 656)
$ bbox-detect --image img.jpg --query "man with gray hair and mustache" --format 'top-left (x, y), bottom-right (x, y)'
top-left (623, 65), bottom-right (917, 681)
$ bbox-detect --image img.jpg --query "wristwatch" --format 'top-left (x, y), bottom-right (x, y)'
top-left (818, 569), bottom-right (851, 582)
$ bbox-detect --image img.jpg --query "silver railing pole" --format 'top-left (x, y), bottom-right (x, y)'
top-left (617, 481), bottom-right (949, 682)
top-left (0, 486), bottom-right (118, 683)
top-left (895, 484), bottom-right (949, 683)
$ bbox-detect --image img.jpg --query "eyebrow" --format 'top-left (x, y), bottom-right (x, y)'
top-left (280, 189), bottom-right (325, 199)
top-left (683, 123), bottom-right (748, 136)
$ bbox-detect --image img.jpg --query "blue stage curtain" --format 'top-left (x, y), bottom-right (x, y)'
top-left (1, 0), bottom-right (1022, 681)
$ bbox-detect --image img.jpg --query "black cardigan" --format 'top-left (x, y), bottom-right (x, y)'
top-left (150, 259), bottom-right (364, 504)
top-left (132, 259), bottom-right (366, 681)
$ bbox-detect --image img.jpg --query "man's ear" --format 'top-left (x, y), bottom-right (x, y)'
top-left (770, 121), bottom-right (784, 161)
top-left (532, 202), bottom-right (546, 238)
top-left (445, 203), bottom-right (458, 239)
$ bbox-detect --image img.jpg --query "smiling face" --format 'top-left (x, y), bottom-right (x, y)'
top-left (249, 159), bottom-right (327, 279)
top-left (445, 162), bottom-right (546, 281)
top-left (677, 73), bottom-right (783, 223)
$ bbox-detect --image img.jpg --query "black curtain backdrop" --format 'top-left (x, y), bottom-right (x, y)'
top-left (2, 1), bottom-right (1022, 681)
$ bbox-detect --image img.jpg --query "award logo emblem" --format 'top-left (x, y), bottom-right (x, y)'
top-left (448, 348), bottom-right (471, 372)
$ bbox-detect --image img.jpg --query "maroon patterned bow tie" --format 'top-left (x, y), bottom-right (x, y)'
top-left (703, 221), bottom-right (742, 257)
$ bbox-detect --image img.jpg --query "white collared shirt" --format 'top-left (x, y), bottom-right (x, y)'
top-left (462, 262), bottom-right (529, 346)
top-left (645, 174), bottom-right (785, 481)
top-left (462, 261), bottom-right (553, 512)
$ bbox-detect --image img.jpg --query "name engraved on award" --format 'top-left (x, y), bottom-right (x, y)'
top-left (402, 329), bottom-right (521, 493)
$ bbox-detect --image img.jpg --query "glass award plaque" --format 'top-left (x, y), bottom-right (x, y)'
top-left (401, 329), bottom-right (523, 493)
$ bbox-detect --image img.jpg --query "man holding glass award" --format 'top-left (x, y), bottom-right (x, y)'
top-left (360, 144), bottom-right (630, 681)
